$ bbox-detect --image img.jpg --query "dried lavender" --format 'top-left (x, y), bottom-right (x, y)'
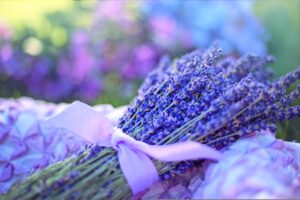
top-left (2, 45), bottom-right (300, 199)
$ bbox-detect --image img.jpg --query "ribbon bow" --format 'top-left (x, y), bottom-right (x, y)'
top-left (44, 101), bottom-right (221, 195)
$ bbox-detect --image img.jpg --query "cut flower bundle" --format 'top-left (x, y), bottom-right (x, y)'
top-left (2, 45), bottom-right (300, 199)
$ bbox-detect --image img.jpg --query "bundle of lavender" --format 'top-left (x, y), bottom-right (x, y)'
top-left (2, 45), bottom-right (300, 199)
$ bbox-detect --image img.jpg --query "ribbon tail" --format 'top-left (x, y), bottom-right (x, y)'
top-left (117, 143), bottom-right (159, 195)
top-left (42, 101), bottom-right (114, 143)
top-left (138, 141), bottom-right (222, 162)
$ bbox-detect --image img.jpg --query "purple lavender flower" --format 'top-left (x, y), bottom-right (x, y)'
top-left (118, 45), bottom-right (300, 180)
top-left (1, 46), bottom-right (299, 199)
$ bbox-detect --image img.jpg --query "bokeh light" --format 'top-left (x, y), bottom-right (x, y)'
top-left (0, 0), bottom-right (299, 139)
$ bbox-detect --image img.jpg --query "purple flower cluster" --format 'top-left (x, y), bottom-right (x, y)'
top-left (0, 28), bottom-right (102, 102)
top-left (0, 97), bottom-right (127, 194)
top-left (118, 45), bottom-right (300, 179)
top-left (0, 1), bottom-right (267, 103)
top-left (196, 132), bottom-right (300, 198)
top-left (0, 98), bottom-right (84, 193)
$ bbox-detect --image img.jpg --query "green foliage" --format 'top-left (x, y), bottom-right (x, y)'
top-left (255, 0), bottom-right (300, 77)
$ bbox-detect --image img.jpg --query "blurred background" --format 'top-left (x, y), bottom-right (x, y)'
top-left (0, 0), bottom-right (299, 140)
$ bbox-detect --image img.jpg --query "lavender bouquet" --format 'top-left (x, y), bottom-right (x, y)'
top-left (2, 46), bottom-right (300, 199)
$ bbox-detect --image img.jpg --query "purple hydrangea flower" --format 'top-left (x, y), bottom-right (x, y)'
top-left (0, 97), bottom-right (126, 194)
top-left (140, 132), bottom-right (300, 199)
top-left (195, 131), bottom-right (300, 198)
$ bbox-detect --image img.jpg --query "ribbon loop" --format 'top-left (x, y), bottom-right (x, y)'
top-left (44, 101), bottom-right (222, 195)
